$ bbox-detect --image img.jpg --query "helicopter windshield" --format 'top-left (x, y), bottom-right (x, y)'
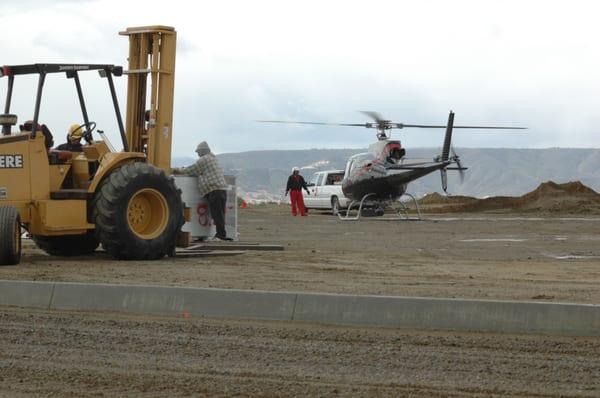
top-left (345, 153), bottom-right (375, 176)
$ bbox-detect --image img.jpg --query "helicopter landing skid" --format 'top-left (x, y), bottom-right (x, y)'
top-left (394, 193), bottom-right (422, 220)
top-left (338, 192), bottom-right (422, 221)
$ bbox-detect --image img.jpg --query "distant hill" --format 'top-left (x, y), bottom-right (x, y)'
top-left (173, 148), bottom-right (600, 200)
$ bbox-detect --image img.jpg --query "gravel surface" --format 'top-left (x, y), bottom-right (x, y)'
top-left (2, 205), bottom-right (600, 303)
top-left (2, 205), bottom-right (600, 396)
top-left (2, 307), bottom-right (599, 397)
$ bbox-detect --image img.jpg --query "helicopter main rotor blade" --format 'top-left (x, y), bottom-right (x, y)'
top-left (258, 117), bottom-right (527, 131)
top-left (359, 111), bottom-right (386, 123)
top-left (397, 123), bottom-right (527, 130)
top-left (256, 120), bottom-right (367, 127)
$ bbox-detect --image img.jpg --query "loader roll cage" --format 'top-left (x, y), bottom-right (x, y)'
top-left (0, 63), bottom-right (129, 150)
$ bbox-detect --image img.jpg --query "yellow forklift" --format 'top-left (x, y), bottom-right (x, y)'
top-left (0, 26), bottom-right (187, 265)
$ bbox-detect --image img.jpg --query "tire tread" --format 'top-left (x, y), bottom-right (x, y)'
top-left (93, 162), bottom-right (184, 260)
top-left (0, 206), bottom-right (21, 265)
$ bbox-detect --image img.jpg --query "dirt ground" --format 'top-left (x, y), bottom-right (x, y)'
top-left (2, 183), bottom-right (600, 396)
top-left (2, 306), bottom-right (599, 397)
top-left (2, 202), bottom-right (600, 304)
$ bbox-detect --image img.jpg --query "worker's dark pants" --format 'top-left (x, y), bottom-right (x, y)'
top-left (206, 189), bottom-right (227, 238)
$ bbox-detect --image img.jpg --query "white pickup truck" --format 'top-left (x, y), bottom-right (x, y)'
top-left (304, 170), bottom-right (351, 215)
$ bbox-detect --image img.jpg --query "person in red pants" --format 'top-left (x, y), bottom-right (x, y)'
top-left (285, 167), bottom-right (310, 216)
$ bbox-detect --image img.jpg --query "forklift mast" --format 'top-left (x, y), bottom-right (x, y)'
top-left (120, 26), bottom-right (176, 172)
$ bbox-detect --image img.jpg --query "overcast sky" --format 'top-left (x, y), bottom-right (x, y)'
top-left (1, 0), bottom-right (599, 155)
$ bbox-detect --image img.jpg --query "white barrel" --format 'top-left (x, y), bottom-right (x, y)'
top-left (174, 175), bottom-right (238, 240)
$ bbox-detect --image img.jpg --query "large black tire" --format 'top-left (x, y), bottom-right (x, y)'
top-left (0, 206), bottom-right (21, 265)
top-left (32, 231), bottom-right (99, 257)
top-left (93, 162), bottom-right (184, 260)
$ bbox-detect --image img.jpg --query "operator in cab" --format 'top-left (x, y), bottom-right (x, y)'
top-left (55, 124), bottom-right (84, 152)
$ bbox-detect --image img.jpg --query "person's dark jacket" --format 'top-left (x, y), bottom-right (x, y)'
top-left (20, 121), bottom-right (54, 149)
top-left (55, 135), bottom-right (83, 152)
top-left (55, 142), bottom-right (83, 151)
top-left (286, 174), bottom-right (309, 193)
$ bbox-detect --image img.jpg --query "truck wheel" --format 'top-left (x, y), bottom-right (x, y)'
top-left (32, 231), bottom-right (99, 256)
top-left (331, 196), bottom-right (340, 216)
top-left (93, 162), bottom-right (184, 260)
top-left (0, 205), bottom-right (21, 265)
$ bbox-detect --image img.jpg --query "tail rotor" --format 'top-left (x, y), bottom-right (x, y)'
top-left (450, 146), bottom-right (465, 184)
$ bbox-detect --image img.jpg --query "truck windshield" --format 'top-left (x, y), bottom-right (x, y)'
top-left (316, 173), bottom-right (325, 186)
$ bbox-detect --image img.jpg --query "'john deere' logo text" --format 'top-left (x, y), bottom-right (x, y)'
top-left (0, 154), bottom-right (23, 168)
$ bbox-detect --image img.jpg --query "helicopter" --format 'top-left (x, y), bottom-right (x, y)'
top-left (259, 111), bottom-right (525, 218)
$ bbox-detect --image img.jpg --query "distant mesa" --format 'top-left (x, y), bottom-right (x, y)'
top-left (215, 148), bottom-right (600, 200)
top-left (417, 181), bottom-right (600, 214)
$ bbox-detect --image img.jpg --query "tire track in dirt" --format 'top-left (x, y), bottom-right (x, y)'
top-left (1, 307), bottom-right (599, 397)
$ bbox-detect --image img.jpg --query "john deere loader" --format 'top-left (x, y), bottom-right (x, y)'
top-left (0, 26), bottom-right (187, 265)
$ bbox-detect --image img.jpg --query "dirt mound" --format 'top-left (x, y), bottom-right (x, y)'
top-left (418, 192), bottom-right (477, 205)
top-left (419, 181), bottom-right (600, 214)
top-left (520, 181), bottom-right (600, 200)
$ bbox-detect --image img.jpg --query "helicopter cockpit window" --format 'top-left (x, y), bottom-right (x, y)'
top-left (348, 154), bottom-right (374, 173)
top-left (344, 161), bottom-right (353, 177)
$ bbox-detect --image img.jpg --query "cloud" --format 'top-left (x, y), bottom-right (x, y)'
top-left (1, 0), bottom-right (600, 156)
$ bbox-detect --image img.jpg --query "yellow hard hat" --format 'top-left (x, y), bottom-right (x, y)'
top-left (68, 124), bottom-right (83, 139)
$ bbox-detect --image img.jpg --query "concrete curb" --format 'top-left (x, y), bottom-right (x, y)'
top-left (1, 280), bottom-right (599, 336)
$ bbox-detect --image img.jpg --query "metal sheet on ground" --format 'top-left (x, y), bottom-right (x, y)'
top-left (186, 243), bottom-right (285, 251)
top-left (174, 250), bottom-right (246, 257)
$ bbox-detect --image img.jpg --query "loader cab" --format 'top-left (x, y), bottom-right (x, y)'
top-left (0, 63), bottom-right (126, 146)
top-left (0, 64), bottom-right (127, 190)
